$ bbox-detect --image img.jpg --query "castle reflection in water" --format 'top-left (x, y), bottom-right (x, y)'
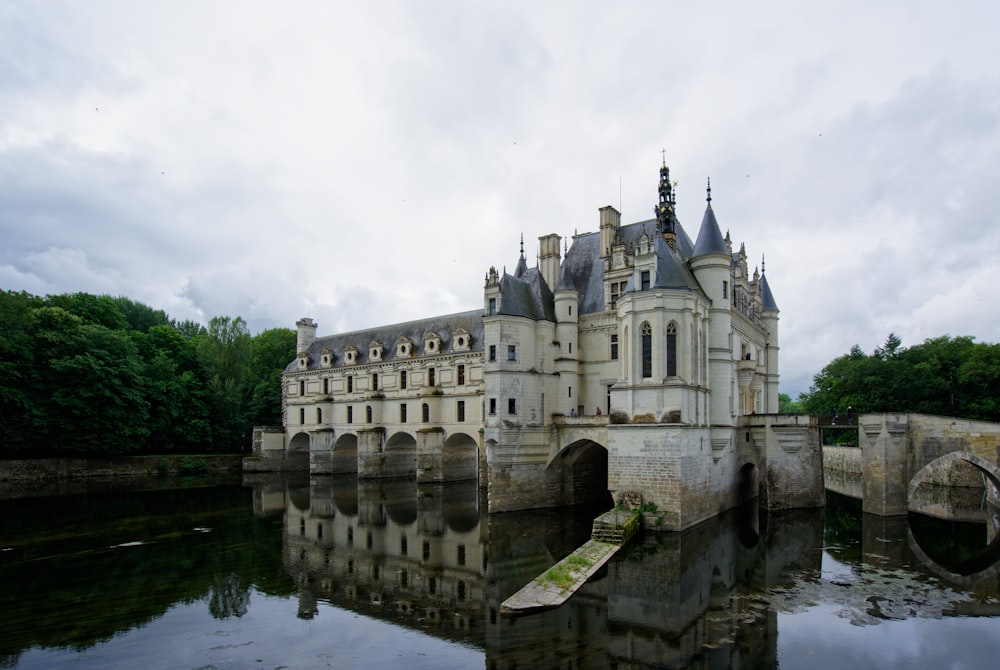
top-left (248, 475), bottom-right (835, 669)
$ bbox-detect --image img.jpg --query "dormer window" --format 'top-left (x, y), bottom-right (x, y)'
top-left (369, 340), bottom-right (383, 362)
top-left (453, 328), bottom-right (471, 352)
top-left (423, 331), bottom-right (441, 355)
top-left (320, 348), bottom-right (333, 368)
top-left (297, 352), bottom-right (309, 370)
top-left (344, 346), bottom-right (359, 365)
top-left (396, 337), bottom-right (414, 358)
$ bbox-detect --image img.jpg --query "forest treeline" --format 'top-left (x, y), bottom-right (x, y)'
top-left (785, 333), bottom-right (1000, 422)
top-left (0, 290), bottom-right (295, 458)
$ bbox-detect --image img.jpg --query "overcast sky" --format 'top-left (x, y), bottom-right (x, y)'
top-left (2, 1), bottom-right (998, 398)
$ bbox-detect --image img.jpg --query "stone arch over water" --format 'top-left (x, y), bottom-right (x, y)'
top-left (385, 431), bottom-right (417, 477)
top-left (545, 439), bottom-right (611, 507)
top-left (443, 431), bottom-right (479, 482)
top-left (332, 433), bottom-right (358, 474)
top-left (738, 462), bottom-right (759, 504)
top-left (288, 431), bottom-right (310, 452)
top-left (907, 451), bottom-right (1000, 509)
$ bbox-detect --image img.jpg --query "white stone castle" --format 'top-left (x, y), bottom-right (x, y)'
top-left (260, 160), bottom-right (793, 530)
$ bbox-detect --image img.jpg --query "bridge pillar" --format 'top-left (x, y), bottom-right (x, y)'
top-left (309, 429), bottom-right (335, 474)
top-left (357, 427), bottom-right (386, 478)
top-left (859, 414), bottom-right (910, 516)
top-left (416, 428), bottom-right (446, 483)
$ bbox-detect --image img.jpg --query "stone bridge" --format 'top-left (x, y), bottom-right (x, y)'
top-left (822, 413), bottom-right (1000, 516)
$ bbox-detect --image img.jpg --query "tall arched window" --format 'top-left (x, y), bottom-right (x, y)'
top-left (666, 322), bottom-right (677, 377)
top-left (422, 403), bottom-right (430, 423)
top-left (641, 323), bottom-right (652, 378)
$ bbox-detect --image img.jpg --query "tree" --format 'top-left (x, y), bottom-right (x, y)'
top-left (247, 328), bottom-right (296, 427)
top-left (197, 316), bottom-right (253, 451)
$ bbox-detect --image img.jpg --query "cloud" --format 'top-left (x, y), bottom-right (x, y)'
top-left (2, 1), bottom-right (1000, 399)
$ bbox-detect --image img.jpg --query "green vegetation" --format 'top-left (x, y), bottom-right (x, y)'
top-left (542, 553), bottom-right (594, 591)
top-left (0, 290), bottom-right (296, 457)
top-left (797, 333), bottom-right (1000, 422)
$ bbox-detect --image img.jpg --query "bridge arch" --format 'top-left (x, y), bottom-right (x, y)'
top-left (737, 462), bottom-right (759, 504)
top-left (907, 451), bottom-right (1000, 509)
top-left (288, 431), bottom-right (310, 453)
top-left (545, 439), bottom-right (611, 507)
top-left (385, 431), bottom-right (417, 477)
top-left (443, 431), bottom-right (479, 481)
top-left (332, 433), bottom-right (359, 474)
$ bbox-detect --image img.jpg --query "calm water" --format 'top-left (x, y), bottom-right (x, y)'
top-left (1, 475), bottom-right (998, 670)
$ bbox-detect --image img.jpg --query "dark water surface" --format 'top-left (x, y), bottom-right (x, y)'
top-left (1, 476), bottom-right (998, 669)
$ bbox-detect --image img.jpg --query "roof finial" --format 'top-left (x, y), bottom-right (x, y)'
top-left (661, 147), bottom-right (667, 167)
top-left (519, 233), bottom-right (524, 257)
top-left (706, 177), bottom-right (712, 203)
top-left (761, 254), bottom-right (766, 274)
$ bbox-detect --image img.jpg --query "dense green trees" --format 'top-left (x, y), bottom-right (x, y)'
top-left (0, 290), bottom-right (295, 458)
top-left (798, 333), bottom-right (1000, 422)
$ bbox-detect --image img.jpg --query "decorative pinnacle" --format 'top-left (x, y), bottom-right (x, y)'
top-left (706, 177), bottom-right (712, 203)
top-left (661, 147), bottom-right (667, 167)
top-left (519, 233), bottom-right (524, 256)
top-left (761, 254), bottom-right (766, 274)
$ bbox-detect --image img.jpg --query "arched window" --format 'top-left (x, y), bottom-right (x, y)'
top-left (641, 323), bottom-right (652, 378)
top-left (666, 322), bottom-right (677, 377)
top-left (422, 403), bottom-right (430, 423)
top-left (366, 405), bottom-right (373, 423)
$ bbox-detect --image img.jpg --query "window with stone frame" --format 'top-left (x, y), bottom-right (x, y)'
top-left (611, 333), bottom-right (619, 360)
top-left (666, 322), bottom-right (678, 377)
top-left (641, 322), bottom-right (652, 378)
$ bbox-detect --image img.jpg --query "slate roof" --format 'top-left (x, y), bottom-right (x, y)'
top-left (760, 273), bottom-right (779, 311)
top-left (691, 203), bottom-right (729, 257)
top-left (498, 267), bottom-right (556, 321)
top-left (287, 309), bottom-right (485, 372)
top-left (556, 218), bottom-right (701, 315)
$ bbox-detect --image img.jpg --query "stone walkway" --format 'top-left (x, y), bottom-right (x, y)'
top-left (500, 538), bottom-right (621, 615)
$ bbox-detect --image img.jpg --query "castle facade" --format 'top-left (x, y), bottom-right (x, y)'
top-left (268, 161), bottom-right (786, 529)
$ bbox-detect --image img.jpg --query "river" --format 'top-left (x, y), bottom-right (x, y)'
top-left (0, 474), bottom-right (998, 669)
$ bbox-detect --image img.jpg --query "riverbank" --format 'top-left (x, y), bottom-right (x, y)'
top-left (0, 455), bottom-right (244, 499)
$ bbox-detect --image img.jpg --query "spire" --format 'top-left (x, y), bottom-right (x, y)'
top-left (514, 233), bottom-right (528, 278)
top-left (655, 152), bottom-right (678, 249)
top-left (692, 177), bottom-right (728, 258)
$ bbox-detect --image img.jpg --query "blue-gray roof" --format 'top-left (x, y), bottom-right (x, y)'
top-left (498, 267), bottom-right (556, 321)
top-left (760, 273), bottom-right (779, 311)
top-left (287, 309), bottom-right (485, 372)
top-left (692, 203), bottom-right (728, 257)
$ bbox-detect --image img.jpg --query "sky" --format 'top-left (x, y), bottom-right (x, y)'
top-left (2, 1), bottom-right (999, 398)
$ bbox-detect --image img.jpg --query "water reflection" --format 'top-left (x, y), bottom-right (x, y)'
top-left (2, 477), bottom-right (1000, 669)
top-left (271, 478), bottom-right (1000, 669)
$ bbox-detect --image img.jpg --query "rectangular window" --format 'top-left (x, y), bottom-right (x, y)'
top-left (568, 386), bottom-right (572, 398)
top-left (641, 271), bottom-right (650, 291)
top-left (323, 378), bottom-right (329, 394)
top-left (611, 333), bottom-right (619, 360)
top-left (428, 367), bottom-right (436, 387)
top-left (400, 370), bottom-right (407, 389)
top-left (457, 544), bottom-right (466, 567)
top-left (299, 408), bottom-right (305, 424)
top-left (488, 297), bottom-right (496, 315)
top-left (316, 407), bottom-right (322, 424)
top-left (507, 345), bottom-right (516, 361)
top-left (723, 280), bottom-right (728, 299)
top-left (372, 373), bottom-right (378, 391)
top-left (347, 375), bottom-right (353, 393)
top-left (400, 403), bottom-right (407, 423)
top-left (489, 345), bottom-right (496, 361)
top-left (508, 398), bottom-right (516, 415)
top-left (400, 535), bottom-right (408, 556)
top-left (457, 400), bottom-right (465, 422)
top-left (299, 380), bottom-right (305, 396)
top-left (489, 398), bottom-right (496, 415)
top-left (457, 364), bottom-right (465, 385)
top-left (423, 540), bottom-right (430, 561)
top-left (347, 406), bottom-right (353, 424)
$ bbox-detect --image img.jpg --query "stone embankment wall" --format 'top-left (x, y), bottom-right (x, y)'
top-left (0, 455), bottom-right (243, 481)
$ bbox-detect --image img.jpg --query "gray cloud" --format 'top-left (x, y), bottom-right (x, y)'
top-left (2, 1), bottom-right (999, 399)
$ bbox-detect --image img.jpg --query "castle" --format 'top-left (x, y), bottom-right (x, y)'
top-left (258, 160), bottom-right (806, 530)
